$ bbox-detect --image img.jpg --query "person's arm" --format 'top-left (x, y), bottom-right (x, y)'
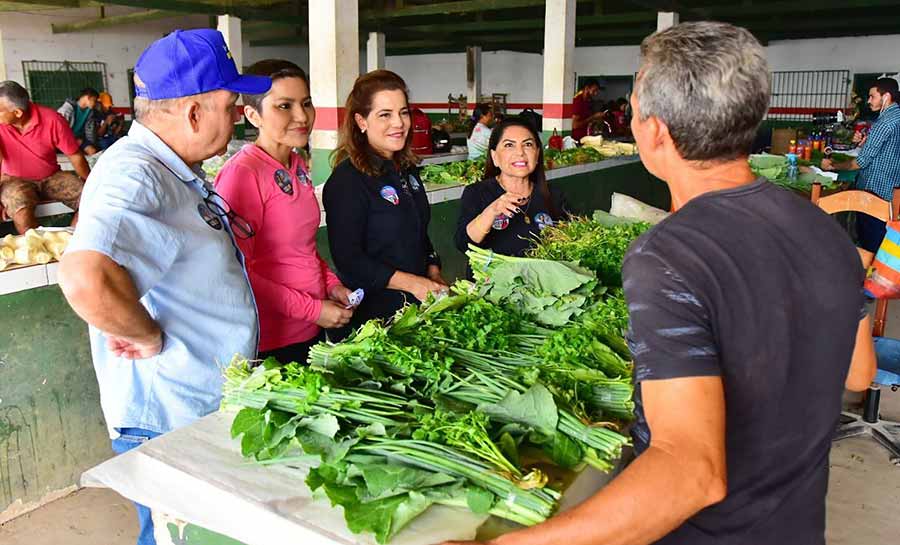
top-left (449, 377), bottom-right (726, 545)
top-left (456, 185), bottom-right (523, 249)
top-left (825, 122), bottom-right (891, 172)
top-left (59, 250), bottom-right (162, 359)
top-left (67, 152), bottom-right (91, 180)
top-left (846, 315), bottom-right (877, 391)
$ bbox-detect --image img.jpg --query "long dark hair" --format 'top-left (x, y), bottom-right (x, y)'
top-left (331, 70), bottom-right (418, 176)
top-left (467, 103), bottom-right (492, 138)
top-left (484, 117), bottom-right (559, 219)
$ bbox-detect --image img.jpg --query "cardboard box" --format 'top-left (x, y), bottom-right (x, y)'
top-left (771, 128), bottom-right (798, 155)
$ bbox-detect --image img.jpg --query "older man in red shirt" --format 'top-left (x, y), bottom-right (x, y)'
top-left (0, 80), bottom-right (90, 233)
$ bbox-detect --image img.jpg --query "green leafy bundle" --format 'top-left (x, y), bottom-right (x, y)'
top-left (748, 154), bottom-right (840, 192)
top-left (529, 215), bottom-right (651, 287)
top-left (420, 158), bottom-right (486, 186)
top-left (544, 147), bottom-right (605, 169)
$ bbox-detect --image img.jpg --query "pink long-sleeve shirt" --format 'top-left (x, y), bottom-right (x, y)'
top-left (215, 144), bottom-right (340, 351)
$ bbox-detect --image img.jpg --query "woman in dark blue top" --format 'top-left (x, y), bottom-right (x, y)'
top-left (455, 117), bottom-right (568, 267)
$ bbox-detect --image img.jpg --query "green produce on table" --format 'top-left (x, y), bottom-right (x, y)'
top-left (225, 244), bottom-right (637, 543)
top-left (420, 157), bottom-right (486, 186)
top-left (529, 215), bottom-right (651, 288)
top-left (748, 154), bottom-right (840, 192)
top-left (543, 146), bottom-right (604, 169)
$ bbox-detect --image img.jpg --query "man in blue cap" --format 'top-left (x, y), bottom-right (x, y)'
top-left (58, 29), bottom-right (271, 545)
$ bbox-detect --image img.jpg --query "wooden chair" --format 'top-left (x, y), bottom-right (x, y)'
top-left (811, 183), bottom-right (900, 462)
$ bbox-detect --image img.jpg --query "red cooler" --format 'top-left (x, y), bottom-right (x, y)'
top-left (411, 108), bottom-right (433, 155)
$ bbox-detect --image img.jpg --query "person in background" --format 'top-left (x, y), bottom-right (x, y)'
top-left (57, 29), bottom-right (269, 545)
top-left (466, 103), bottom-right (494, 160)
top-left (96, 91), bottom-right (126, 150)
top-left (822, 77), bottom-right (900, 252)
top-left (0, 80), bottom-right (89, 233)
top-left (215, 59), bottom-right (353, 365)
top-left (323, 70), bottom-right (447, 331)
top-left (58, 87), bottom-right (102, 155)
top-left (456, 117), bottom-right (567, 268)
top-left (445, 21), bottom-right (875, 545)
top-left (610, 97), bottom-right (630, 137)
top-left (572, 79), bottom-right (606, 141)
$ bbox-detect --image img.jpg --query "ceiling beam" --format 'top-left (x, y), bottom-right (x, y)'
top-left (692, 0), bottom-right (900, 18)
top-left (374, 11), bottom-right (658, 35)
top-left (94, 0), bottom-right (306, 23)
top-left (361, 0), bottom-right (545, 20)
top-left (51, 8), bottom-right (181, 33)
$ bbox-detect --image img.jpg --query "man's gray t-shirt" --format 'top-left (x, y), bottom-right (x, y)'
top-left (623, 179), bottom-right (864, 545)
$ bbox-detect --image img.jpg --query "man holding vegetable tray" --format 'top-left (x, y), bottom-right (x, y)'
top-left (446, 21), bottom-right (875, 545)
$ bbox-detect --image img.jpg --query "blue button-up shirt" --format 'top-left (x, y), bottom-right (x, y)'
top-left (68, 122), bottom-right (258, 438)
top-left (857, 103), bottom-right (900, 201)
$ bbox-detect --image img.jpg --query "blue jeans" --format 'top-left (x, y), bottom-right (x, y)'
top-left (873, 337), bottom-right (900, 386)
top-left (111, 428), bottom-right (162, 545)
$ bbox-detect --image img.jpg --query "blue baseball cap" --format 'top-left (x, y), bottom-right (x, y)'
top-left (134, 29), bottom-right (271, 100)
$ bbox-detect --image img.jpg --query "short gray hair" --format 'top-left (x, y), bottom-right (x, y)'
top-left (635, 21), bottom-right (770, 162)
top-left (0, 80), bottom-right (31, 112)
top-left (132, 96), bottom-right (181, 123)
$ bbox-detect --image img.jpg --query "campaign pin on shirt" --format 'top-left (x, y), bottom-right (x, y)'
top-left (296, 166), bottom-right (310, 186)
top-left (408, 174), bottom-right (421, 192)
top-left (197, 203), bottom-right (223, 230)
top-left (380, 185), bottom-right (400, 205)
top-left (274, 169), bottom-right (293, 195)
top-left (534, 212), bottom-right (554, 230)
top-left (492, 214), bottom-right (510, 230)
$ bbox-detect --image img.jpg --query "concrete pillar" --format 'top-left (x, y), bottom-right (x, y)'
top-left (218, 15), bottom-right (244, 136)
top-left (309, 0), bottom-right (359, 184)
top-left (217, 15), bottom-right (243, 72)
top-left (466, 46), bottom-right (482, 109)
top-left (366, 32), bottom-right (385, 72)
top-left (541, 0), bottom-right (576, 140)
top-left (657, 12), bottom-right (679, 32)
top-left (0, 28), bottom-right (6, 81)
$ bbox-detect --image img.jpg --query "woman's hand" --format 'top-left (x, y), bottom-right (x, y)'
top-left (408, 275), bottom-right (448, 302)
top-left (427, 265), bottom-right (449, 289)
top-left (316, 300), bottom-right (353, 328)
top-left (487, 192), bottom-right (527, 219)
top-left (328, 285), bottom-right (354, 307)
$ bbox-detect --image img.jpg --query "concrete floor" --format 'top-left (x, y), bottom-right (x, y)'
top-left (3, 318), bottom-right (900, 545)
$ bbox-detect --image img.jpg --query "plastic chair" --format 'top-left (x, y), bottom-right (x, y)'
top-left (811, 183), bottom-right (900, 463)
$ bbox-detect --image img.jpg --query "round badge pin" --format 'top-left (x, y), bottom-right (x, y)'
top-left (492, 214), bottom-right (510, 230)
top-left (274, 169), bottom-right (293, 195)
top-left (408, 174), bottom-right (421, 192)
top-left (534, 212), bottom-right (554, 230)
top-left (380, 185), bottom-right (400, 205)
top-left (197, 203), bottom-right (223, 230)
top-left (296, 167), bottom-right (310, 186)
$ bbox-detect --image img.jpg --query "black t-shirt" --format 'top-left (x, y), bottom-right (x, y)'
top-left (622, 179), bottom-right (864, 545)
top-left (454, 177), bottom-right (567, 264)
top-left (323, 158), bottom-right (439, 327)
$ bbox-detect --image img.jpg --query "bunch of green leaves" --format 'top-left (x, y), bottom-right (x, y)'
top-left (543, 147), bottom-right (604, 169)
top-left (529, 216), bottom-right (650, 287)
top-left (749, 153), bottom-right (840, 192)
top-left (466, 245), bottom-right (598, 327)
top-left (413, 409), bottom-right (520, 477)
top-left (420, 158), bottom-right (486, 186)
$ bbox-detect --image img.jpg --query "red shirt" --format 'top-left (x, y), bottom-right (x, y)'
top-left (571, 91), bottom-right (593, 141)
top-left (214, 144), bottom-right (341, 351)
top-left (0, 103), bottom-right (79, 180)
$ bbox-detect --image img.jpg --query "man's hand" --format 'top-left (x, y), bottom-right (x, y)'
top-left (821, 158), bottom-right (835, 171)
top-left (427, 264), bottom-right (449, 288)
top-left (106, 331), bottom-right (163, 360)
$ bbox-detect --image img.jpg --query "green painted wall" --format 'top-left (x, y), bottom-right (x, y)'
top-left (0, 286), bottom-right (110, 517)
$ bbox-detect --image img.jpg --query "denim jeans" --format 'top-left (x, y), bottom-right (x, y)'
top-left (873, 337), bottom-right (900, 386)
top-left (111, 428), bottom-right (162, 545)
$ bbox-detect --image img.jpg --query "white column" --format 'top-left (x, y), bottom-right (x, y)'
top-left (541, 0), bottom-right (576, 137)
top-left (367, 32), bottom-right (385, 72)
top-left (466, 46), bottom-right (482, 108)
top-left (217, 15), bottom-right (243, 71)
top-left (657, 12), bottom-right (679, 32)
top-left (309, 0), bottom-right (360, 184)
top-left (0, 28), bottom-right (6, 81)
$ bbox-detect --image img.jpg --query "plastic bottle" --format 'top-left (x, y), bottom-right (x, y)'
top-left (786, 153), bottom-right (799, 181)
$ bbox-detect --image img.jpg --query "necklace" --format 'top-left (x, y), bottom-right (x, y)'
top-left (498, 175), bottom-right (533, 223)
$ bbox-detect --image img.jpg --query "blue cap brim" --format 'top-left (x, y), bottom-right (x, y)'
top-left (221, 74), bottom-right (272, 95)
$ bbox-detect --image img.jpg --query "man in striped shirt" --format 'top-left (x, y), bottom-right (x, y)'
top-left (823, 77), bottom-right (900, 251)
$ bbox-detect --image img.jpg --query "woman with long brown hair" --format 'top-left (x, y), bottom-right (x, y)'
top-left (455, 116), bottom-right (568, 271)
top-left (323, 70), bottom-right (447, 328)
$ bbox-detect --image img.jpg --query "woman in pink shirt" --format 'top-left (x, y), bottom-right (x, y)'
top-left (215, 59), bottom-right (353, 364)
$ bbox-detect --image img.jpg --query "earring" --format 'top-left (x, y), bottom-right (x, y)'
top-left (361, 127), bottom-right (367, 134)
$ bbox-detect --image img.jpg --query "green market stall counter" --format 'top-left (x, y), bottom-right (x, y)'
top-left (0, 262), bottom-right (111, 524)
